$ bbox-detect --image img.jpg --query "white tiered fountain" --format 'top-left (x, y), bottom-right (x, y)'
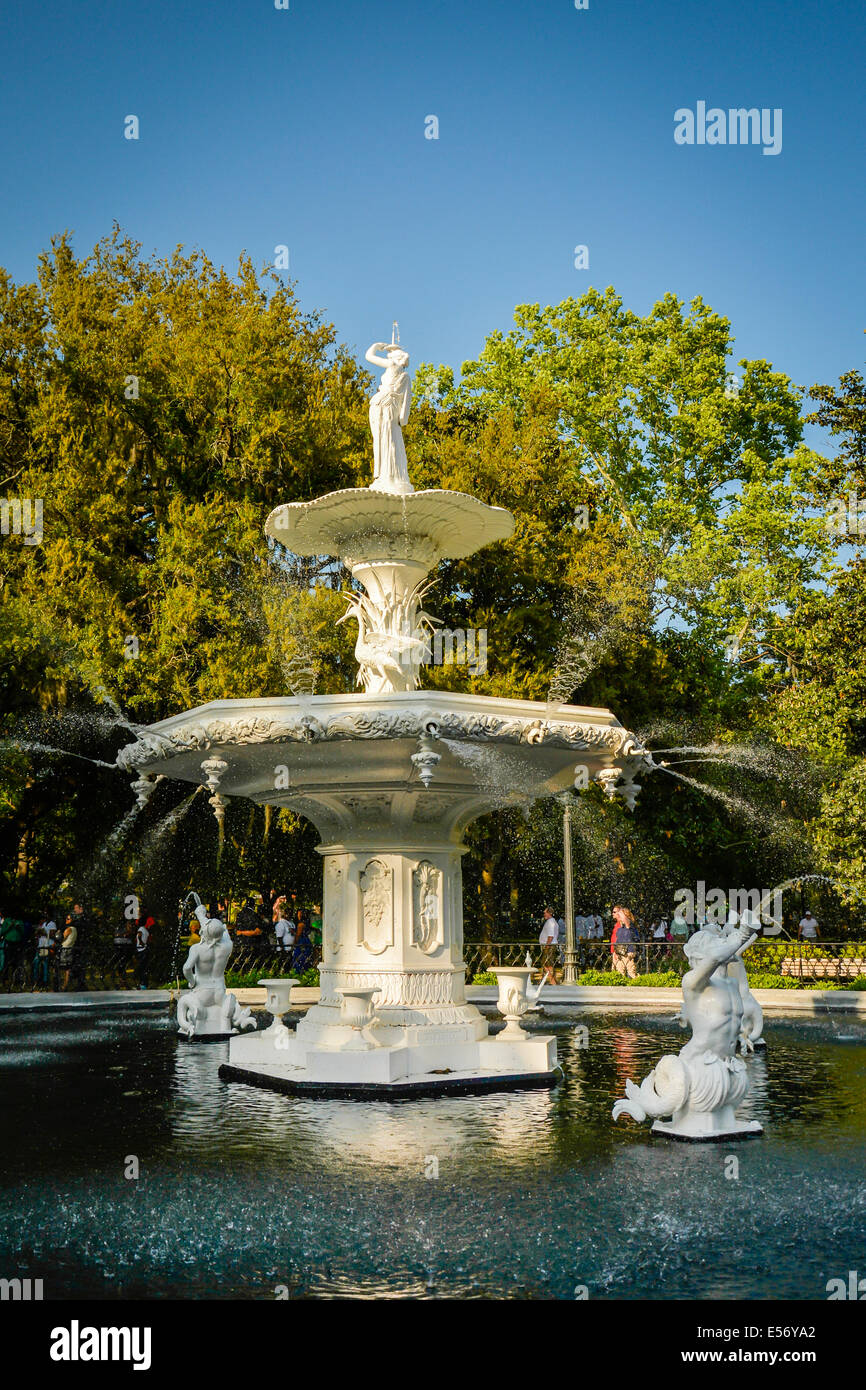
top-left (117, 327), bottom-right (650, 1096)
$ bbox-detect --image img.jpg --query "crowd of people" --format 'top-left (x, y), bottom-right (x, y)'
top-left (0, 889), bottom-right (324, 992)
top-left (0, 892), bottom-right (826, 992)
top-left (0, 903), bottom-right (156, 991)
top-left (533, 904), bottom-right (825, 981)
top-left (197, 891), bottom-right (323, 975)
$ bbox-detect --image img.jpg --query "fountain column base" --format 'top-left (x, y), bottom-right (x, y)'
top-left (222, 832), bottom-right (559, 1094)
top-left (221, 1026), bottom-right (558, 1096)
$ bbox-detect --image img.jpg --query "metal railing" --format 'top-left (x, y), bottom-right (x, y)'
top-left (0, 939), bottom-right (321, 993)
top-left (462, 939), bottom-right (866, 982)
top-left (4, 935), bottom-right (863, 993)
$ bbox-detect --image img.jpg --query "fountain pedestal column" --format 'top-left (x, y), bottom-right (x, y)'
top-left (226, 820), bottom-right (557, 1093)
top-left (303, 841), bottom-right (486, 1048)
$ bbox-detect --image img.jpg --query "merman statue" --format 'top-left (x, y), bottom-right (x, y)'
top-left (672, 910), bottom-right (766, 1052)
top-left (176, 903), bottom-right (256, 1040)
top-left (612, 915), bottom-right (763, 1140)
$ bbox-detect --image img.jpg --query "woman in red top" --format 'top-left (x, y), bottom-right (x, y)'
top-left (610, 905), bottom-right (638, 978)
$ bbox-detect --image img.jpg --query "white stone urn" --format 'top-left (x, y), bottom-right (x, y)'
top-left (337, 987), bottom-right (382, 1051)
top-left (492, 967), bottom-right (534, 1041)
top-left (259, 978), bottom-right (297, 1037)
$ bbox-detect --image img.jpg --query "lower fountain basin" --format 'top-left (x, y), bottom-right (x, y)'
top-left (2, 1008), bottom-right (865, 1299)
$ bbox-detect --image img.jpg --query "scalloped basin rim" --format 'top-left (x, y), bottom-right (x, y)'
top-left (123, 690), bottom-right (625, 740)
top-left (115, 692), bottom-right (644, 783)
top-left (264, 486), bottom-right (515, 559)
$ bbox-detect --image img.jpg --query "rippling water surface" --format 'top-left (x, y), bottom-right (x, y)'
top-left (1, 1008), bottom-right (864, 1299)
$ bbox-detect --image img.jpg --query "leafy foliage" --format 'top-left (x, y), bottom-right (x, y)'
top-left (0, 237), bottom-right (861, 939)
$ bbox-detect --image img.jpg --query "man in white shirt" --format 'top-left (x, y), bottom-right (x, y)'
top-left (275, 914), bottom-right (296, 953)
top-left (592, 913), bottom-right (604, 939)
top-left (538, 907), bottom-right (559, 985)
top-left (798, 912), bottom-right (820, 940)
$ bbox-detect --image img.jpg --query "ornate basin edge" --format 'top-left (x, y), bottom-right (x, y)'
top-left (115, 705), bottom-right (646, 773)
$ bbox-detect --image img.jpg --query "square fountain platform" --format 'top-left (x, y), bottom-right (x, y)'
top-left (219, 1030), bottom-right (559, 1099)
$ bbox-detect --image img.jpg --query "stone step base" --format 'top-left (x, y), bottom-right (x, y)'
top-left (224, 1027), bottom-right (557, 1093)
top-left (651, 1118), bottom-right (763, 1142)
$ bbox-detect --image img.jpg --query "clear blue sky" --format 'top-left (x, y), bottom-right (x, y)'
top-left (1, 0), bottom-right (863, 428)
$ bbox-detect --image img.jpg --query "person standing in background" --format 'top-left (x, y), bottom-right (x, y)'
top-left (611, 905), bottom-right (640, 979)
top-left (135, 915), bottom-right (154, 990)
top-left (309, 906), bottom-right (323, 957)
top-left (292, 909), bottom-right (312, 974)
top-left (60, 913), bottom-right (78, 991)
top-left (274, 905), bottom-right (296, 954)
top-left (33, 914), bottom-right (56, 989)
top-left (538, 907), bottom-right (560, 986)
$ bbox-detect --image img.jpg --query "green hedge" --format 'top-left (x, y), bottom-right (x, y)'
top-left (162, 966), bottom-right (320, 991)
top-left (745, 941), bottom-right (866, 964)
top-left (469, 968), bottom-right (866, 992)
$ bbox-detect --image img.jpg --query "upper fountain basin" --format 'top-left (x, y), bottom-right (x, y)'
top-left (264, 487), bottom-right (515, 565)
top-left (116, 691), bottom-right (646, 844)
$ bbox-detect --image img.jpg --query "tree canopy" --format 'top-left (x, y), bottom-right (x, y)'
top-left (0, 232), bottom-right (862, 933)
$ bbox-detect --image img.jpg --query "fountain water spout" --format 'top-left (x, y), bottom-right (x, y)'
top-left (130, 773), bottom-right (164, 810)
top-left (411, 734), bottom-right (441, 789)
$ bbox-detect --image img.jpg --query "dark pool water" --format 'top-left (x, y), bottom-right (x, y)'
top-left (1, 1008), bottom-right (864, 1300)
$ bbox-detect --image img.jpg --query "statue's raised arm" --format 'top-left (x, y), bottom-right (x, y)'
top-left (683, 919), bottom-right (759, 993)
top-left (365, 341), bottom-right (392, 370)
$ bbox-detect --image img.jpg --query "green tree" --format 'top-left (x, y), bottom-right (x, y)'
top-left (765, 356), bottom-right (866, 900)
top-left (0, 229), bottom-right (367, 913)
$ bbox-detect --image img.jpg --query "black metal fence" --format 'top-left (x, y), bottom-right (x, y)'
top-left (463, 939), bottom-right (866, 982)
top-left (4, 935), bottom-right (864, 993)
top-left (0, 939), bottom-right (320, 993)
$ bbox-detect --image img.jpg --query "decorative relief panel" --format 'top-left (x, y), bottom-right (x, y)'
top-left (412, 861), bottom-right (441, 954)
top-left (319, 968), bottom-right (457, 1009)
top-left (325, 860), bottom-right (343, 955)
top-left (359, 858), bottom-right (393, 955)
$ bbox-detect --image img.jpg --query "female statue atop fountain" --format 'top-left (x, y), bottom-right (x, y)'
top-left (365, 333), bottom-right (413, 495)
